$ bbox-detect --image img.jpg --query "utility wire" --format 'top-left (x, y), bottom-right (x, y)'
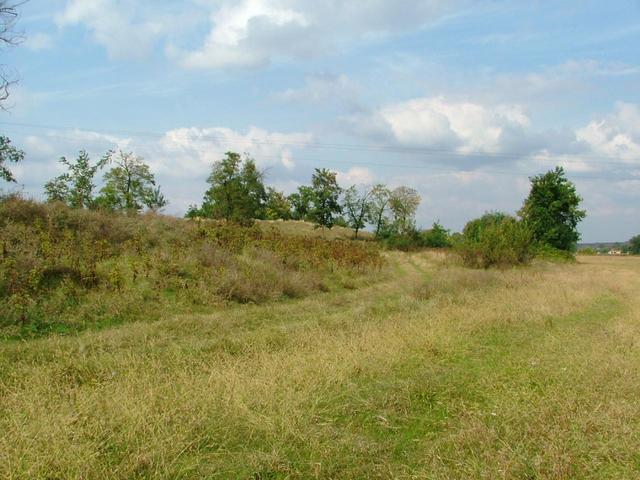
top-left (1, 120), bottom-right (638, 166)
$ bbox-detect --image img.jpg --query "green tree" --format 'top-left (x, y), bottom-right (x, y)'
top-left (342, 185), bottom-right (373, 239)
top-left (421, 221), bottom-right (451, 248)
top-left (0, 135), bottom-right (24, 182)
top-left (95, 151), bottom-right (166, 212)
top-left (44, 150), bottom-right (109, 208)
top-left (288, 185), bottom-right (314, 221)
top-left (628, 235), bottom-right (640, 255)
top-left (519, 166), bottom-right (586, 252)
top-left (265, 187), bottom-right (292, 220)
top-left (368, 184), bottom-right (391, 238)
top-left (200, 152), bottom-right (266, 222)
top-left (389, 186), bottom-right (421, 235)
top-left (310, 168), bottom-right (342, 232)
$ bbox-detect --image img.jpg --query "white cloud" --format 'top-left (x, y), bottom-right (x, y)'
top-left (576, 102), bottom-right (640, 163)
top-left (346, 96), bottom-right (531, 154)
top-left (173, 0), bottom-right (461, 69)
top-left (337, 167), bottom-right (374, 186)
top-left (156, 126), bottom-right (312, 174)
top-left (57, 0), bottom-right (462, 68)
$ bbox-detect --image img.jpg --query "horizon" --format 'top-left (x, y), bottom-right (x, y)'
top-left (2, 1), bottom-right (639, 243)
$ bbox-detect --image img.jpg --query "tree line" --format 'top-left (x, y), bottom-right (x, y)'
top-left (184, 151), bottom-right (422, 239)
top-left (4, 138), bottom-right (634, 264)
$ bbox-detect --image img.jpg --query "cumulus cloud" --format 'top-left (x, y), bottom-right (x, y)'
top-left (58, 0), bottom-right (461, 67)
top-left (345, 96), bottom-right (532, 155)
top-left (576, 102), bottom-right (640, 163)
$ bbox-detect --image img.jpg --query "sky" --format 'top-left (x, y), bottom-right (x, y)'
top-left (1, 0), bottom-right (640, 242)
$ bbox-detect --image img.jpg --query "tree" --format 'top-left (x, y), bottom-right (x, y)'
top-left (628, 235), bottom-right (640, 255)
top-left (288, 185), bottom-right (314, 221)
top-left (342, 185), bottom-right (373, 239)
top-left (95, 151), bottom-right (166, 212)
top-left (519, 166), bottom-right (586, 252)
top-left (0, 135), bottom-right (23, 182)
top-left (265, 187), bottom-right (292, 220)
top-left (44, 150), bottom-right (109, 208)
top-left (0, 1), bottom-right (24, 107)
top-left (310, 168), bottom-right (342, 232)
top-left (389, 186), bottom-right (421, 235)
top-left (421, 221), bottom-right (451, 248)
top-left (200, 152), bottom-right (266, 222)
top-left (368, 184), bottom-right (391, 238)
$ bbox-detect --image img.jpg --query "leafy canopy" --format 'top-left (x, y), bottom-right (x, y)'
top-left (519, 166), bottom-right (586, 252)
top-left (310, 168), bottom-right (342, 230)
top-left (199, 152), bottom-right (267, 222)
top-left (342, 185), bottom-right (373, 238)
top-left (95, 151), bottom-right (166, 212)
top-left (0, 135), bottom-right (24, 183)
top-left (44, 150), bottom-right (109, 208)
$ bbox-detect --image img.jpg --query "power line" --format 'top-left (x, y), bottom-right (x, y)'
top-left (1, 120), bottom-right (638, 167)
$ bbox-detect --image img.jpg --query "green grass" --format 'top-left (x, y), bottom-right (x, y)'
top-left (1, 252), bottom-right (640, 478)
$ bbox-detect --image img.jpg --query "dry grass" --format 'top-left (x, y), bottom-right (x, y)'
top-left (1, 254), bottom-right (640, 478)
top-left (256, 219), bottom-right (375, 241)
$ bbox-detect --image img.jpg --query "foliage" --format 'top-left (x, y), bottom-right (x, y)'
top-left (265, 187), bottom-right (292, 220)
top-left (310, 168), bottom-right (342, 231)
top-left (198, 152), bottom-right (267, 223)
top-left (628, 235), bottom-right (640, 255)
top-left (0, 135), bottom-right (24, 182)
top-left (368, 184), bottom-right (391, 238)
top-left (342, 185), bottom-right (373, 238)
top-left (457, 212), bottom-right (533, 268)
top-left (288, 185), bottom-right (314, 221)
top-left (0, 195), bottom-right (382, 338)
top-left (421, 221), bottom-right (452, 248)
top-left (389, 186), bottom-right (421, 235)
top-left (95, 151), bottom-right (167, 212)
top-left (519, 166), bottom-right (586, 252)
top-left (44, 150), bottom-right (109, 208)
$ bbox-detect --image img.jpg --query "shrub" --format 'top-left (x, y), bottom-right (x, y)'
top-left (456, 212), bottom-right (533, 268)
top-left (420, 222), bottom-right (452, 248)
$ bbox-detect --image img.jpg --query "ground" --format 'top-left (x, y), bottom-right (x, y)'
top-left (1, 253), bottom-right (640, 479)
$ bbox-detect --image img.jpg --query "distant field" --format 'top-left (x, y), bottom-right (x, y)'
top-left (2, 254), bottom-right (640, 479)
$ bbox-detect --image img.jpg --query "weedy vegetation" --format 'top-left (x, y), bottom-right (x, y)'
top-left (0, 195), bottom-right (382, 339)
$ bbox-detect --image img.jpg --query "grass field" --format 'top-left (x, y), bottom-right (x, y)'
top-left (2, 253), bottom-right (640, 479)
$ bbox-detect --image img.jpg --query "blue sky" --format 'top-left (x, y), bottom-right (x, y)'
top-left (2, 0), bottom-right (640, 242)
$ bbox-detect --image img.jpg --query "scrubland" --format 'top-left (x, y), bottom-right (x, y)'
top-left (2, 198), bottom-right (640, 479)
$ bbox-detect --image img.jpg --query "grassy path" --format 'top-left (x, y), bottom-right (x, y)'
top-left (2, 254), bottom-right (640, 479)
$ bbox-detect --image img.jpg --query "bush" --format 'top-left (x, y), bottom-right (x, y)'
top-left (456, 212), bottom-right (533, 268)
top-left (533, 243), bottom-right (576, 262)
top-left (420, 222), bottom-right (452, 248)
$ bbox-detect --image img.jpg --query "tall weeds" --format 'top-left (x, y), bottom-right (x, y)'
top-left (0, 195), bottom-right (382, 338)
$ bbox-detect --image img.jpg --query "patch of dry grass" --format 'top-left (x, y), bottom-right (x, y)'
top-left (1, 254), bottom-right (640, 478)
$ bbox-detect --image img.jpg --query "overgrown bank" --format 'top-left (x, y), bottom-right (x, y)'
top-left (0, 195), bottom-right (382, 339)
